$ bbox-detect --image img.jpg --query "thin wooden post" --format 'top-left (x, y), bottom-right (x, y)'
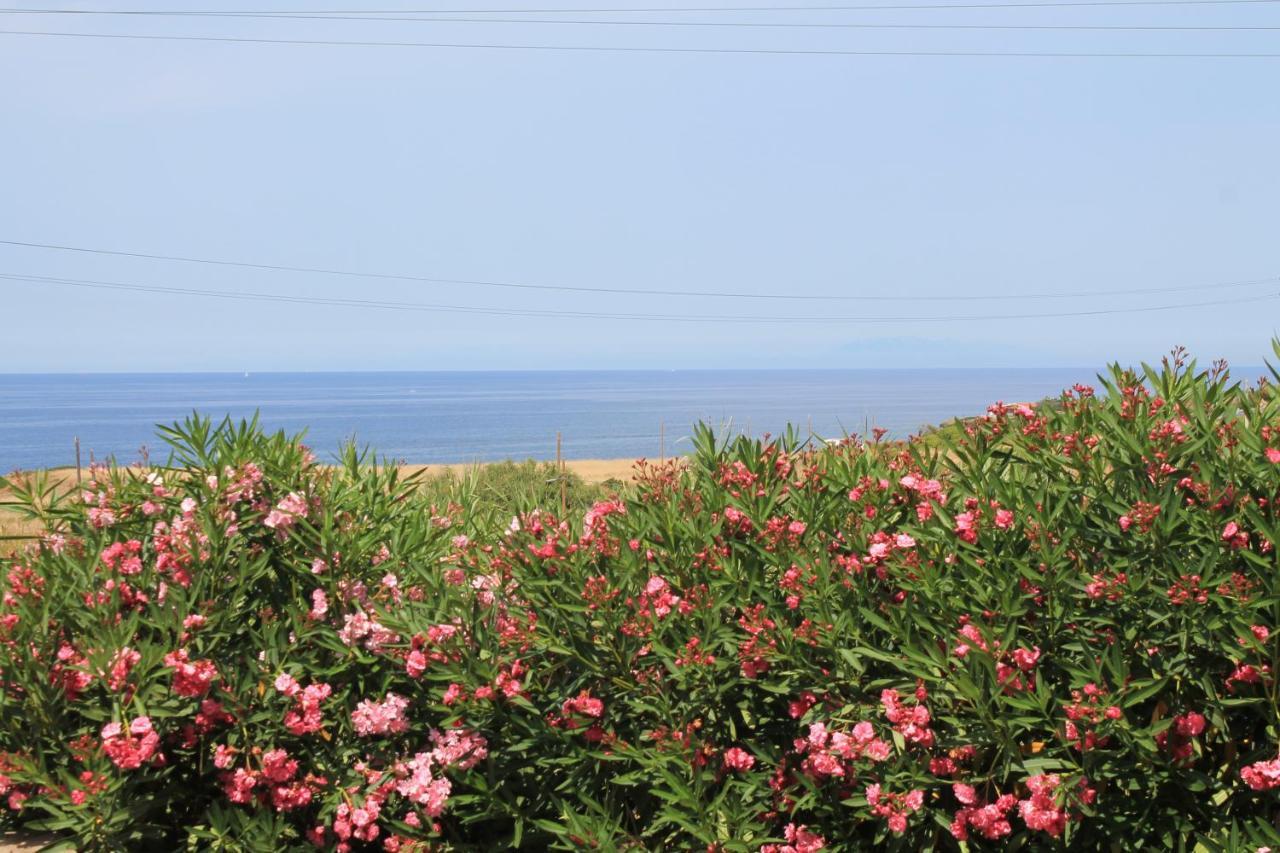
top-left (556, 432), bottom-right (566, 518)
top-left (74, 437), bottom-right (82, 484)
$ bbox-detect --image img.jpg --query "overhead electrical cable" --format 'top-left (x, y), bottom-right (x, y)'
top-left (1, 272), bottom-right (1276, 324)
top-left (5, 11), bottom-right (1279, 31)
top-left (6, 28), bottom-right (1280, 57)
top-left (6, 0), bottom-right (1280, 13)
top-left (2, 239), bottom-right (1276, 302)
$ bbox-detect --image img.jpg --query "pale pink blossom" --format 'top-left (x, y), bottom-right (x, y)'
top-left (1243, 757), bottom-right (1280, 790)
top-left (264, 492), bottom-right (308, 531)
top-left (351, 692), bottom-right (409, 737)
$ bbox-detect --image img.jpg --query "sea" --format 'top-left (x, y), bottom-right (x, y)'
top-left (0, 369), bottom-right (1100, 472)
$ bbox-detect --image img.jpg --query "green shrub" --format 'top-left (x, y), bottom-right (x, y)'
top-left (2, 344), bottom-right (1280, 850)
top-left (415, 460), bottom-right (613, 537)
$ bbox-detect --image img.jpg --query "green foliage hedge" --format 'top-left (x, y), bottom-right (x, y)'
top-left (3, 344), bottom-right (1280, 850)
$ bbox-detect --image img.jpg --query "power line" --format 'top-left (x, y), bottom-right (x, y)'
top-left (2, 271), bottom-right (1276, 323)
top-left (6, 28), bottom-right (1280, 56)
top-left (2, 239), bottom-right (1276, 302)
top-left (7, 10), bottom-right (1280, 31)
top-left (0, 272), bottom-right (718, 321)
top-left (6, 1), bottom-right (1280, 13)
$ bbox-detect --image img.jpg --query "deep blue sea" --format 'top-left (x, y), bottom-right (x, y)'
top-left (0, 370), bottom-right (1099, 471)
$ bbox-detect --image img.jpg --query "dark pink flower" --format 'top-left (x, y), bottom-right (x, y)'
top-left (723, 747), bottom-right (755, 772)
top-left (163, 649), bottom-right (218, 698)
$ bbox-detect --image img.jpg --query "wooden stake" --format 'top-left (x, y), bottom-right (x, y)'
top-left (556, 432), bottom-right (566, 518)
top-left (74, 437), bottom-right (82, 484)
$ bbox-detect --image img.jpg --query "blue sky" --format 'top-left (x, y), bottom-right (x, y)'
top-left (1, 3), bottom-right (1277, 372)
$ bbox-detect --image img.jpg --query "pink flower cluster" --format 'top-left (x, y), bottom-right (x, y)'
top-left (393, 729), bottom-right (489, 817)
top-left (51, 643), bottom-right (93, 699)
top-left (996, 646), bottom-right (1041, 693)
top-left (554, 691), bottom-right (606, 739)
top-left (220, 461), bottom-right (264, 503)
top-left (100, 540), bottom-right (143, 575)
top-left (429, 727), bottom-right (489, 771)
top-left (1155, 711), bottom-right (1205, 763)
top-left (308, 588), bottom-right (328, 620)
top-left (405, 622), bottom-right (462, 678)
top-left (216, 746), bottom-right (316, 812)
top-left (582, 499), bottom-right (626, 538)
top-left (393, 752), bottom-right (452, 818)
top-left (561, 691), bottom-right (605, 720)
top-left (897, 473), bottom-right (946, 523)
top-left (101, 716), bottom-right (160, 770)
top-left (82, 478), bottom-right (118, 529)
top-left (736, 603), bottom-right (778, 679)
top-left (351, 692), bottom-right (410, 737)
top-left (722, 746), bottom-right (755, 772)
top-left (865, 531), bottom-right (916, 564)
top-left (953, 619), bottom-right (990, 658)
top-left (641, 575), bottom-right (680, 620)
top-left (881, 687), bottom-right (934, 748)
top-left (331, 794), bottom-right (383, 847)
top-left (866, 783), bottom-right (924, 833)
top-left (264, 492), bottom-right (308, 531)
top-left (1062, 682), bottom-right (1122, 752)
top-left (1241, 756), bottom-right (1280, 790)
top-left (337, 607), bottom-right (399, 652)
top-left (761, 823), bottom-right (826, 853)
top-left (1017, 774), bottom-right (1069, 837)
top-left (795, 721), bottom-right (890, 780)
top-left (950, 783), bottom-right (1017, 841)
top-left (1222, 521), bottom-right (1251, 550)
top-left (163, 648), bottom-right (219, 697)
top-left (276, 673), bottom-right (332, 735)
top-left (104, 646), bottom-right (141, 693)
top-left (953, 511), bottom-right (979, 544)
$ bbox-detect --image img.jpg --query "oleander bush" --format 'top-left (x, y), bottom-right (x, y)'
top-left (3, 344), bottom-right (1280, 851)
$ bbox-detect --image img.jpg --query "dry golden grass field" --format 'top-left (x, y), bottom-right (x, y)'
top-left (0, 468), bottom-right (78, 555)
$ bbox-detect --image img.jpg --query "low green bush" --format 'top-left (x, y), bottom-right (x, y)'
top-left (415, 459), bottom-right (613, 537)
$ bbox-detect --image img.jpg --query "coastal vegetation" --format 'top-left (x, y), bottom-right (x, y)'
top-left (2, 343), bottom-right (1280, 849)
top-left (1, 462), bottom-right (619, 559)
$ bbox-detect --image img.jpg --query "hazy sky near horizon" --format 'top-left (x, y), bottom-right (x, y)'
top-left (1, 3), bottom-right (1278, 372)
